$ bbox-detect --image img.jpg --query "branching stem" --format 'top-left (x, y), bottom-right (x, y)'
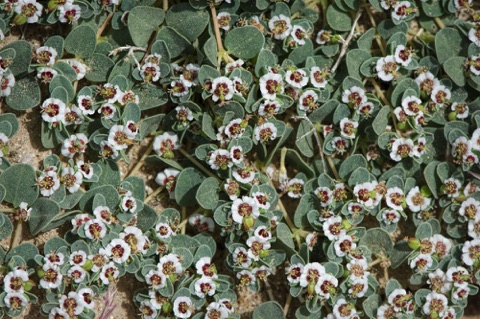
top-left (145, 186), bottom-right (165, 204)
top-left (331, 9), bottom-right (363, 74)
top-left (96, 12), bottom-right (115, 39)
top-left (126, 139), bottom-right (154, 178)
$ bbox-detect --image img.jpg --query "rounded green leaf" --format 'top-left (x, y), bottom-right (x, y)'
top-left (225, 26), bottom-right (265, 60)
top-left (64, 25), bottom-right (96, 58)
top-left (166, 3), bottom-right (209, 42)
top-left (29, 198), bottom-right (60, 236)
top-left (0, 164), bottom-right (38, 206)
top-left (175, 167), bottom-right (205, 206)
top-left (443, 56), bottom-right (467, 87)
top-left (0, 40), bottom-right (31, 76)
top-left (128, 6), bottom-right (166, 47)
top-left (326, 4), bottom-right (352, 31)
top-left (253, 302), bottom-right (286, 319)
top-left (5, 75), bottom-right (41, 110)
top-left (435, 28), bottom-right (468, 64)
top-left (195, 177), bottom-right (220, 210)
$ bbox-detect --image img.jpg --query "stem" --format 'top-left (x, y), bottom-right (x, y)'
top-left (126, 139), bottom-right (154, 178)
top-left (96, 12), bottom-right (115, 39)
top-left (370, 78), bottom-right (402, 136)
top-left (331, 9), bottom-right (363, 73)
top-left (10, 221), bottom-right (22, 250)
top-left (264, 280), bottom-right (275, 301)
top-left (178, 148), bottom-right (220, 181)
top-left (293, 116), bottom-right (326, 175)
top-left (283, 294), bottom-right (292, 316)
top-left (210, 3), bottom-right (225, 52)
top-left (326, 155), bottom-right (341, 180)
top-left (163, 0), bottom-right (168, 11)
top-left (181, 207), bottom-right (187, 234)
top-left (434, 17), bottom-right (445, 30)
top-left (1, 208), bottom-right (15, 213)
top-left (362, 3), bottom-right (386, 56)
top-left (145, 186), bottom-right (165, 204)
top-left (368, 258), bottom-right (383, 268)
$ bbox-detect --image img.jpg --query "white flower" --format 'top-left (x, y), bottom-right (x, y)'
top-left (299, 262), bottom-right (325, 287)
top-left (469, 217), bottom-right (480, 238)
top-left (69, 250), bottom-right (87, 266)
top-left (155, 222), bottom-right (175, 239)
top-left (246, 236), bottom-right (271, 260)
top-left (323, 216), bottom-right (345, 241)
top-left (298, 90), bottom-right (319, 112)
top-left (333, 298), bottom-right (356, 318)
top-left (471, 128), bottom-right (480, 151)
top-left (170, 80), bottom-right (189, 97)
top-left (195, 257), bottom-right (217, 278)
top-left (334, 234), bottom-right (356, 257)
top-left (229, 146), bottom-right (243, 164)
top-left (188, 213), bottom-right (215, 232)
top-left (470, 55), bottom-right (480, 76)
top-left (254, 122), bottom-right (277, 143)
top-left (206, 302), bottom-right (229, 319)
top-left (259, 73), bottom-right (284, 100)
top-left (254, 226), bottom-right (272, 243)
top-left (224, 118), bottom-right (245, 139)
top-left (4, 268), bottom-right (29, 293)
top-left (258, 100), bottom-right (281, 117)
top-left (394, 45), bottom-right (413, 66)
top-left (4, 292), bottom-right (28, 310)
top-left (121, 195), bottom-right (137, 213)
top-left (217, 12), bottom-right (231, 31)
top-left (175, 106), bottom-right (193, 125)
top-left (100, 83), bottom-right (122, 103)
top-left (210, 76), bottom-right (234, 102)
top-left (422, 292), bottom-right (448, 317)
top-left (315, 273), bottom-right (338, 299)
top-left (106, 238), bottom-right (131, 263)
top-left (285, 69), bottom-right (308, 88)
top-left (443, 178), bottom-right (461, 198)
top-left (390, 138), bottom-right (414, 161)
top-left (231, 196), bottom-right (260, 224)
top-left (49, 307), bottom-right (70, 319)
top-left (61, 133), bottom-right (88, 158)
top-left (35, 46), bottom-right (57, 66)
top-left (65, 60), bottom-right (87, 80)
top-left (60, 167), bottom-right (83, 193)
top-left (460, 198), bottom-right (480, 220)
top-left (153, 131), bottom-right (179, 158)
top-left (287, 178), bottom-right (304, 198)
top-left (415, 71), bottom-right (439, 94)
top-left (385, 187), bottom-right (405, 211)
top-left (314, 186), bottom-right (333, 207)
top-left (38, 170), bottom-right (61, 197)
top-left (108, 125), bottom-right (132, 150)
top-left (462, 239), bottom-right (480, 266)
top-left (451, 102), bottom-right (469, 119)
top-left (139, 301), bottom-right (158, 319)
top-left (120, 226), bottom-right (147, 254)
top-left (159, 254), bottom-right (183, 275)
top-left (286, 263), bottom-right (304, 284)
top-left (40, 263), bottom-right (63, 289)
top-left (145, 268), bottom-right (167, 289)
top-left (208, 149), bottom-right (232, 170)
top-left (469, 28), bottom-right (480, 47)
top-left (392, 1), bottom-right (413, 21)
top-left (376, 55), bottom-right (399, 81)
top-left (342, 86), bottom-right (367, 108)
top-left (454, 0), bottom-right (472, 8)
top-left (251, 192), bottom-right (271, 211)
top-left (232, 167), bottom-right (255, 184)
top-left (41, 98), bottom-right (66, 123)
top-left (402, 96), bottom-right (422, 116)
top-left (268, 14), bottom-right (292, 40)
top-left (347, 258), bottom-right (369, 280)
top-left (309, 66), bottom-right (328, 88)
top-left (237, 270), bottom-right (256, 286)
top-left (77, 288), bottom-right (95, 310)
top-left (430, 85), bottom-right (451, 107)
top-left (406, 186), bottom-right (431, 212)
top-left (316, 30), bottom-right (330, 45)
top-left (339, 118), bottom-right (358, 139)
top-left (140, 62), bottom-right (161, 82)
top-left (382, 209), bottom-right (401, 225)
top-left (173, 296), bottom-right (194, 318)
top-left (349, 277), bottom-right (368, 298)
top-left (410, 253), bottom-right (433, 271)
top-left (15, 0), bottom-right (43, 23)
top-left (0, 72), bottom-right (15, 97)
top-left (58, 4), bottom-right (81, 23)
top-left (353, 182), bottom-right (375, 208)
top-left (233, 247), bottom-right (252, 268)
top-left (67, 265), bottom-right (87, 283)
top-left (37, 67), bottom-right (58, 82)
top-left (100, 262), bottom-right (119, 285)
top-left (291, 25), bottom-right (307, 45)
top-left (194, 276), bottom-right (216, 298)
top-left (83, 218), bottom-right (107, 240)
top-left (118, 90), bottom-right (139, 105)
top-left (225, 59), bottom-right (244, 73)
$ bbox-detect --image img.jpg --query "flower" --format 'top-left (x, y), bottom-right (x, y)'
top-left (291, 25), bottom-right (307, 45)
top-left (462, 239), bottom-right (480, 266)
top-left (259, 73), bottom-right (284, 100)
top-left (315, 186), bottom-right (333, 207)
top-left (194, 276), bottom-right (216, 298)
top-left (58, 4), bottom-right (81, 23)
top-left (258, 100), bottom-right (281, 117)
top-left (4, 268), bottom-right (29, 293)
top-left (65, 60), bottom-right (87, 80)
top-left (232, 167), bottom-right (255, 184)
top-left (394, 45), bottom-right (413, 66)
top-left (451, 102), bottom-right (469, 119)
top-left (153, 131), bottom-right (179, 158)
top-left (382, 209), bottom-right (401, 225)
top-left (41, 98), bottom-right (66, 123)
top-left (0, 72), bottom-right (15, 97)
top-left (342, 86), bottom-right (367, 108)
top-left (61, 134), bottom-right (88, 158)
top-left (315, 273), bottom-right (338, 299)
top-left (334, 234), bottom-right (356, 257)
top-left (469, 28), bottom-right (480, 47)
top-left (443, 178), bottom-right (461, 198)
top-left (231, 196), bottom-right (260, 224)
top-left (40, 263), bottom-right (63, 289)
top-left (347, 258), bottom-right (369, 280)
top-left (99, 262), bottom-right (120, 285)
top-left (224, 118), bottom-right (245, 139)
top-left (15, 0), bottom-right (43, 24)
top-left (106, 238), bottom-right (131, 263)
top-left (402, 96), bottom-right (422, 116)
top-left (323, 216), bottom-right (345, 241)
top-left (299, 262), bottom-right (325, 287)
top-left (100, 83), bottom-right (122, 103)
top-left (390, 138), bottom-right (414, 161)
top-left (333, 298), bottom-right (356, 318)
top-left (4, 292), bottom-right (28, 310)
top-left (188, 213), bottom-right (215, 232)
top-left (286, 178), bottom-right (304, 198)
top-left (121, 196), bottom-right (137, 213)
top-left (268, 14), bottom-right (292, 40)
top-left (353, 182), bottom-right (376, 208)
top-left (210, 76), bottom-right (234, 103)
top-left (108, 125), bottom-right (134, 150)
top-left (208, 149), bottom-right (232, 170)
top-left (155, 168), bottom-right (180, 192)
top-left (406, 186), bottom-right (431, 212)
top-left (195, 257), bottom-right (218, 278)
top-left (339, 118), bottom-right (358, 139)
top-left (139, 301), bottom-right (158, 319)
top-left (205, 302), bottom-right (229, 319)
top-left (67, 265), bottom-right (87, 283)
top-left (376, 55), bottom-right (399, 81)
top-left (422, 292), bottom-right (448, 317)
top-left (459, 198), bottom-right (480, 220)
top-left (159, 253), bottom-right (183, 275)
top-left (173, 296), bottom-right (194, 319)
top-left (286, 263), bottom-right (304, 284)
top-left (285, 69), bottom-right (308, 88)
top-left (38, 170), bottom-right (61, 197)
top-left (254, 122), bottom-right (277, 143)
top-left (246, 235), bottom-right (271, 260)
top-left (217, 12), bottom-right (231, 31)
top-left (145, 268), bottom-right (167, 289)
top-left (175, 106), bottom-right (193, 125)
top-left (415, 71), bottom-right (439, 95)
top-left (233, 247), bottom-right (252, 268)
top-left (49, 308), bottom-right (70, 319)
top-left (310, 66), bottom-right (329, 88)
top-left (118, 90), bottom-right (139, 105)
top-left (430, 85), bottom-right (451, 107)
top-left (37, 67), bottom-right (58, 83)
top-left (140, 62), bottom-right (161, 82)
top-left (385, 187), bottom-right (405, 211)
top-left (410, 253), bottom-right (433, 271)
top-left (392, 1), bottom-right (414, 21)
top-left (120, 226), bottom-right (147, 254)
top-left (298, 90), bottom-right (319, 112)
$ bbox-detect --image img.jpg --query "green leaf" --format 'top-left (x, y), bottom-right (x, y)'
top-left (0, 214), bottom-right (13, 241)
top-left (0, 114), bottom-right (19, 137)
top-left (79, 185), bottom-right (119, 211)
top-left (44, 35), bottom-right (64, 58)
top-left (346, 49), bottom-right (371, 80)
top-left (175, 168), bottom-right (205, 206)
top-left (166, 3), bottom-right (209, 42)
top-left (64, 25), bottom-right (96, 58)
top-left (6, 243), bottom-right (38, 268)
top-left (443, 57), bottom-right (467, 87)
top-left (156, 27), bottom-right (191, 59)
top-left (255, 49), bottom-right (277, 77)
top-left (0, 40), bottom-right (31, 76)
top-left (225, 26), bottom-right (265, 60)
top-left (326, 4), bottom-right (352, 31)
top-left (359, 228), bottom-right (394, 257)
top-left (93, 160), bottom-right (121, 187)
top-left (372, 105), bottom-right (391, 136)
top-left (415, 222), bottom-right (433, 239)
top-left (253, 302), bottom-right (285, 319)
top-left (195, 177), bottom-right (220, 210)
top-left (5, 76), bottom-right (41, 110)
top-left (44, 237), bottom-right (69, 254)
top-left (85, 53), bottom-right (115, 82)
top-left (29, 198), bottom-right (60, 236)
top-left (0, 164), bottom-right (38, 206)
top-left (339, 154), bottom-right (367, 180)
top-left (435, 28), bottom-right (468, 64)
top-left (128, 6), bottom-right (165, 47)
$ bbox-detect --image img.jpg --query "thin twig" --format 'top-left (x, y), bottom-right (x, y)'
top-left (178, 148), bottom-right (220, 181)
top-left (126, 139), bottom-right (154, 178)
top-left (10, 221), bottom-right (22, 250)
top-left (434, 17), bottom-right (445, 30)
top-left (99, 285), bottom-right (117, 319)
top-left (163, 0), bottom-right (168, 11)
top-left (96, 12), bottom-right (115, 39)
top-left (181, 207), bottom-right (187, 234)
top-left (283, 294), bottom-right (292, 317)
top-left (362, 3), bottom-right (386, 56)
top-left (109, 45), bottom-right (146, 70)
top-left (145, 186), bottom-right (165, 204)
top-left (264, 280), bottom-right (275, 301)
top-left (331, 9), bottom-right (363, 73)
top-left (293, 115), bottom-right (326, 175)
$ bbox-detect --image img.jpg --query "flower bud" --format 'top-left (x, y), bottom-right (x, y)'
top-left (162, 301), bottom-right (173, 314)
top-left (408, 238), bottom-right (420, 250)
top-left (447, 112), bottom-right (457, 121)
top-left (243, 216), bottom-right (255, 230)
top-left (82, 260), bottom-right (93, 271)
top-left (13, 14), bottom-right (28, 25)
